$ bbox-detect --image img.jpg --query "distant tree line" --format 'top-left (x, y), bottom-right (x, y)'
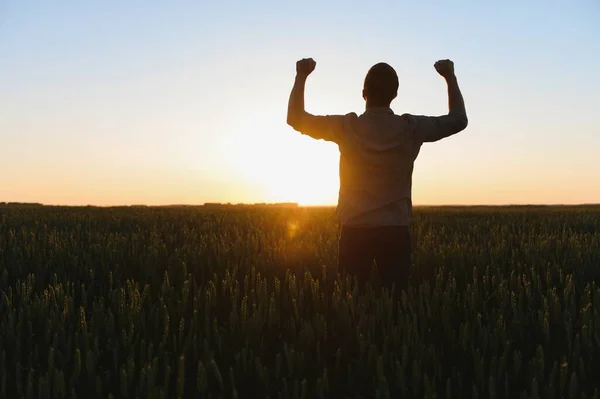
top-left (203, 202), bottom-right (299, 208)
top-left (0, 202), bottom-right (43, 207)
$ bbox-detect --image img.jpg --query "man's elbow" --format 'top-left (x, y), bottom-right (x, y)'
top-left (448, 112), bottom-right (468, 134)
top-left (287, 118), bottom-right (300, 131)
top-left (286, 113), bottom-right (304, 131)
top-left (286, 115), bottom-right (297, 129)
top-left (456, 115), bottom-right (468, 132)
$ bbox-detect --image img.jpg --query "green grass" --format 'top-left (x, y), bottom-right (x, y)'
top-left (1, 204), bottom-right (600, 398)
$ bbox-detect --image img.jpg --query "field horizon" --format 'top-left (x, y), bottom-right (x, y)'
top-left (2, 202), bottom-right (600, 209)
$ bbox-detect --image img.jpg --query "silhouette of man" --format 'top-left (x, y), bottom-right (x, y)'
top-left (287, 58), bottom-right (467, 293)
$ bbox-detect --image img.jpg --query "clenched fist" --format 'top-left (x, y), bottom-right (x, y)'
top-left (434, 59), bottom-right (455, 79)
top-left (296, 58), bottom-right (316, 77)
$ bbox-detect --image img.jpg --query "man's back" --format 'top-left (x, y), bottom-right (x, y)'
top-left (335, 106), bottom-right (467, 227)
top-left (336, 108), bottom-right (421, 227)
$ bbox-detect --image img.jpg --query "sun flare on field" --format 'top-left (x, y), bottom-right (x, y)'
top-left (228, 123), bottom-right (340, 206)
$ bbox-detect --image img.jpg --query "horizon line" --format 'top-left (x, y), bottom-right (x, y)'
top-left (2, 201), bottom-right (599, 208)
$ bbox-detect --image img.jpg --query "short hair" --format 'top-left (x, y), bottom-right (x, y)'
top-left (363, 63), bottom-right (399, 106)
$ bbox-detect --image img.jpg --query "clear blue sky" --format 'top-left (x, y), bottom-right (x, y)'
top-left (1, 1), bottom-right (598, 205)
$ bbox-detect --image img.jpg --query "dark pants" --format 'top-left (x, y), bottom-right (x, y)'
top-left (338, 225), bottom-right (412, 293)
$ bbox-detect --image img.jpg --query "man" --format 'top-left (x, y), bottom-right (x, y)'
top-left (286, 58), bottom-right (468, 293)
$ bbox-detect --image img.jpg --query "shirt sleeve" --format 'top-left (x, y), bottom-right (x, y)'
top-left (401, 111), bottom-right (468, 144)
top-left (291, 112), bottom-right (356, 143)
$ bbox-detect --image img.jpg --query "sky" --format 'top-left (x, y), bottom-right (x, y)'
top-left (1, 0), bottom-right (599, 206)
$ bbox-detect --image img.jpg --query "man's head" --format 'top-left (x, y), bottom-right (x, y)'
top-left (362, 62), bottom-right (399, 108)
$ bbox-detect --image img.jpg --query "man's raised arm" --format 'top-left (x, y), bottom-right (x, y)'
top-left (406, 59), bottom-right (468, 143)
top-left (286, 58), bottom-right (346, 143)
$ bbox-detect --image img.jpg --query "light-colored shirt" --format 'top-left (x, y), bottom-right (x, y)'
top-left (294, 107), bottom-right (468, 226)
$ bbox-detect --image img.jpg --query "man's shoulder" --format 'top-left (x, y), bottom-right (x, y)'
top-left (397, 113), bottom-right (417, 122)
top-left (323, 112), bottom-right (358, 122)
top-left (356, 110), bottom-right (414, 120)
top-left (338, 112), bottom-right (359, 127)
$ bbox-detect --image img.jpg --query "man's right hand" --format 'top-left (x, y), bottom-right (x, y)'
top-left (434, 59), bottom-right (455, 79)
top-left (296, 58), bottom-right (316, 78)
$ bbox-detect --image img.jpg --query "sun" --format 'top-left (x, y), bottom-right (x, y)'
top-left (228, 124), bottom-right (340, 206)
top-left (265, 163), bottom-right (339, 205)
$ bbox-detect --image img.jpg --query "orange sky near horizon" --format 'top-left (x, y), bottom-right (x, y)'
top-left (1, 2), bottom-right (599, 207)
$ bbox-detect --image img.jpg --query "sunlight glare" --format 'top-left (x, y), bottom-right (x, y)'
top-left (287, 220), bottom-right (299, 239)
top-left (227, 109), bottom-right (340, 205)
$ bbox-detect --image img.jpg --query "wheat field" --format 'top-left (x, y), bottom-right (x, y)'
top-left (1, 204), bottom-right (599, 398)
